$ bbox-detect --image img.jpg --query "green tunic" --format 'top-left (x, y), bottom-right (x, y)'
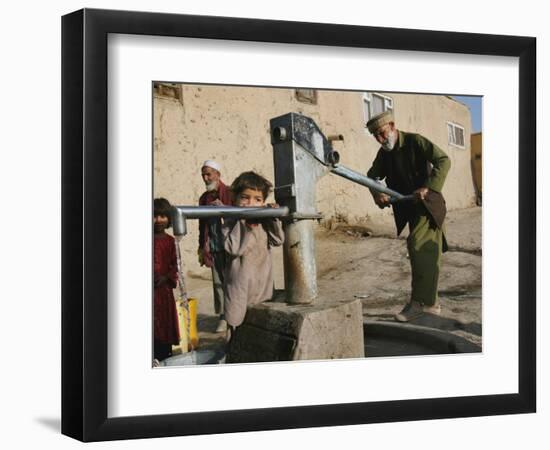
top-left (367, 131), bottom-right (451, 306)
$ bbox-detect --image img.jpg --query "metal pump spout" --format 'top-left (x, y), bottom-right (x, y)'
top-left (171, 205), bottom-right (290, 237)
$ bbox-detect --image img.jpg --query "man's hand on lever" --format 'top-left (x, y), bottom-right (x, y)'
top-left (413, 187), bottom-right (429, 202)
top-left (374, 193), bottom-right (391, 209)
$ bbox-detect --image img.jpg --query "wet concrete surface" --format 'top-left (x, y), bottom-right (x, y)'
top-left (366, 336), bottom-right (441, 357)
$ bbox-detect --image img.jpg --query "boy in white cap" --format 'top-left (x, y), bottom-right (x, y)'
top-left (198, 160), bottom-right (232, 332)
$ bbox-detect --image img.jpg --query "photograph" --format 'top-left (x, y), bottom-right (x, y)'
top-left (152, 83), bottom-right (483, 367)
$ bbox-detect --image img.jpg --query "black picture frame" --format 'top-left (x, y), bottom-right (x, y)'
top-left (61, 8), bottom-right (536, 442)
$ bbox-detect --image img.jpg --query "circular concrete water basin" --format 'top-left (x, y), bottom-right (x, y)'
top-left (159, 320), bottom-right (480, 365)
top-left (364, 320), bottom-right (481, 357)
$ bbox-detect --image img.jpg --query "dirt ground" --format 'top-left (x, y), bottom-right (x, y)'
top-left (184, 206), bottom-right (482, 352)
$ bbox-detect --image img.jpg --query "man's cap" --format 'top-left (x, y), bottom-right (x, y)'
top-left (202, 160), bottom-right (221, 172)
top-left (366, 111), bottom-right (395, 134)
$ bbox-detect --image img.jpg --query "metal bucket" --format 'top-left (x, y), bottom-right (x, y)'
top-left (159, 349), bottom-right (225, 366)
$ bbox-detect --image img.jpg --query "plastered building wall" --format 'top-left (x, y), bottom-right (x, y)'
top-left (153, 85), bottom-right (475, 274)
top-left (471, 132), bottom-right (483, 203)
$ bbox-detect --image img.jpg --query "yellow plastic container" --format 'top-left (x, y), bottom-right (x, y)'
top-left (175, 297), bottom-right (199, 353)
top-left (187, 297), bottom-right (199, 350)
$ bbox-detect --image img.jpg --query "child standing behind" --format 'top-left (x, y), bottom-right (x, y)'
top-left (153, 198), bottom-right (180, 363)
top-left (222, 172), bottom-right (285, 339)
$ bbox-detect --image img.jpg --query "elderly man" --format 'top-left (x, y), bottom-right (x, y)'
top-left (365, 111), bottom-right (451, 322)
top-left (198, 160), bottom-right (232, 332)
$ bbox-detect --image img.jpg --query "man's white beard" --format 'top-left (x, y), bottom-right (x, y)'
top-left (205, 181), bottom-right (218, 191)
top-left (382, 131), bottom-right (397, 152)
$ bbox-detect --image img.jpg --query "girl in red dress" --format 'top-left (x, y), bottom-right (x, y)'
top-left (153, 198), bottom-right (180, 362)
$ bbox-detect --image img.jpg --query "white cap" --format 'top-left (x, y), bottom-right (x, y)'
top-left (202, 160), bottom-right (221, 172)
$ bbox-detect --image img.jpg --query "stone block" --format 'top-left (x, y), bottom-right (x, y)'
top-left (226, 299), bottom-right (364, 363)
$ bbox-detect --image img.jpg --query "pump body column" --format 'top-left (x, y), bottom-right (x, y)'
top-left (270, 113), bottom-right (332, 305)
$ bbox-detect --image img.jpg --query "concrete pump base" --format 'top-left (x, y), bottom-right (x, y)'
top-left (226, 298), bottom-right (364, 363)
